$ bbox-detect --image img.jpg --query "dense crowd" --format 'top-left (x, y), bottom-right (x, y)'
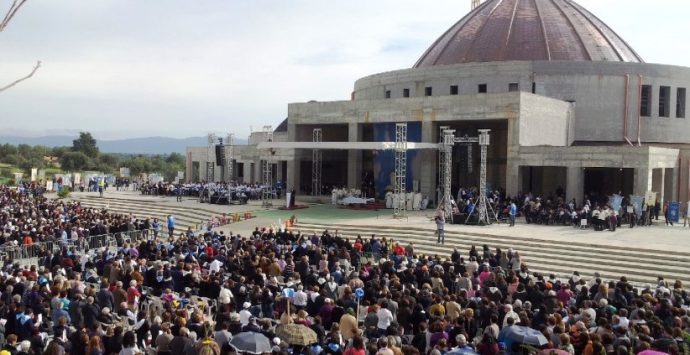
top-left (451, 187), bottom-right (676, 230)
top-left (1, 185), bottom-right (689, 355)
top-left (137, 181), bottom-right (271, 202)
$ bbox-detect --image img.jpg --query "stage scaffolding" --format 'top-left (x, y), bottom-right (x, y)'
top-left (311, 128), bottom-right (322, 196)
top-left (440, 129), bottom-right (455, 219)
top-left (438, 129), bottom-right (497, 225)
top-left (261, 126), bottom-right (274, 208)
top-left (226, 133), bottom-right (234, 182)
top-left (394, 123), bottom-right (408, 218)
top-left (206, 133), bottom-right (216, 182)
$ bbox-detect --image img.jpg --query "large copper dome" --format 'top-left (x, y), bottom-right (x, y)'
top-left (414, 0), bottom-right (644, 67)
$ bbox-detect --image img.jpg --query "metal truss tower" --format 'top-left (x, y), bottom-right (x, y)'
top-left (476, 129), bottom-right (497, 225)
top-left (437, 126), bottom-right (449, 208)
top-left (206, 133), bottom-right (216, 182)
top-left (261, 126), bottom-right (274, 208)
top-left (394, 123), bottom-right (408, 218)
top-left (226, 133), bottom-right (234, 183)
top-left (441, 129), bottom-right (456, 220)
top-left (311, 128), bottom-right (322, 196)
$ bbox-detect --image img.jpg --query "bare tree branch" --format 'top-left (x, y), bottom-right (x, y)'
top-left (0, 60), bottom-right (40, 92)
top-left (1, 0), bottom-right (39, 93)
top-left (0, 0), bottom-right (27, 32)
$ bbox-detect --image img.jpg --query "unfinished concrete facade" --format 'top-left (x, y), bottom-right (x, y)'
top-left (187, 0), bottom-right (690, 204)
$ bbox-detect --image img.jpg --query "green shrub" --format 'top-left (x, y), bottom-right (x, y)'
top-left (57, 187), bottom-right (71, 199)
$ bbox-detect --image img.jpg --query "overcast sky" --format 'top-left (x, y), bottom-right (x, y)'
top-left (1, 0), bottom-right (688, 140)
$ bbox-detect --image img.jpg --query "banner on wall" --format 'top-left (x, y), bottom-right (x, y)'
top-left (608, 194), bottom-right (623, 212)
top-left (13, 173), bottom-right (23, 185)
top-left (630, 195), bottom-right (644, 217)
top-left (669, 201), bottom-right (680, 223)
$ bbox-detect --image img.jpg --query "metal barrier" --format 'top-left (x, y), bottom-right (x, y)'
top-left (0, 229), bottom-right (165, 265)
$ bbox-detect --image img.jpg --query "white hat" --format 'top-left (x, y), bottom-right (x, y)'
top-left (243, 302), bottom-right (251, 309)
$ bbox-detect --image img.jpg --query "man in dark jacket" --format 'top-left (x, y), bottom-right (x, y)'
top-left (96, 281), bottom-right (115, 311)
top-left (82, 296), bottom-right (100, 329)
top-left (68, 293), bottom-right (86, 329)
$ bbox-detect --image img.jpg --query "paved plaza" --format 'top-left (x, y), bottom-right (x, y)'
top-left (67, 189), bottom-right (690, 255)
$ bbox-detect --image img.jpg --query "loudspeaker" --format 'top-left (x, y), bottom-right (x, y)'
top-left (215, 144), bottom-right (225, 166)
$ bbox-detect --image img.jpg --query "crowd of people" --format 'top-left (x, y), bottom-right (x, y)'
top-left (449, 187), bottom-right (680, 230)
top-left (136, 181), bottom-right (272, 203)
top-left (1, 185), bottom-right (689, 355)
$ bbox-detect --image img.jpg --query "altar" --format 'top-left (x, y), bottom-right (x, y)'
top-left (332, 188), bottom-right (375, 206)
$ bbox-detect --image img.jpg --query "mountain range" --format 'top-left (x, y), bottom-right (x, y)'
top-left (0, 135), bottom-right (248, 155)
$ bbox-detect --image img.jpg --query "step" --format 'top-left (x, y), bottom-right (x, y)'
top-left (296, 222), bottom-right (690, 262)
top-left (295, 223), bottom-right (690, 270)
top-left (295, 224), bottom-right (690, 286)
top-left (77, 195), bottom-right (227, 216)
top-left (79, 204), bottom-right (197, 230)
top-left (296, 225), bottom-right (690, 281)
top-left (76, 199), bottom-right (219, 219)
top-left (77, 200), bottom-right (217, 223)
top-left (295, 224), bottom-right (690, 274)
top-left (78, 195), bottom-right (261, 217)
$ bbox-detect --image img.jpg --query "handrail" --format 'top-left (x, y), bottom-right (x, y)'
top-left (0, 228), bottom-right (167, 264)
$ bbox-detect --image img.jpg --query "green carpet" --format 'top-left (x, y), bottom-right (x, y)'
top-left (254, 204), bottom-right (384, 222)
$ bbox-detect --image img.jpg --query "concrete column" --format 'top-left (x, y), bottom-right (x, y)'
top-left (419, 118), bottom-right (435, 198)
top-left (506, 162), bottom-right (520, 197)
top-left (652, 168), bottom-right (664, 202)
top-left (255, 160), bottom-right (263, 184)
top-left (347, 122), bottom-right (362, 189)
top-left (665, 167), bottom-right (677, 202)
top-left (286, 152), bottom-right (302, 194)
top-left (566, 167), bottom-right (584, 203)
top-left (276, 161), bottom-right (284, 182)
top-left (241, 162), bottom-right (250, 184)
top-left (185, 152), bottom-right (193, 183)
top-left (633, 167), bottom-right (652, 196)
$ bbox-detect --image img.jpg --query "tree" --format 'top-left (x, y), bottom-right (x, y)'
top-left (1, 0), bottom-right (40, 93)
top-left (60, 151), bottom-right (89, 172)
top-left (72, 132), bottom-right (99, 158)
top-left (165, 152), bottom-right (185, 164)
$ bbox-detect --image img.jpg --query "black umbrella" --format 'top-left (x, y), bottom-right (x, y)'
top-left (229, 331), bottom-right (272, 354)
top-left (501, 326), bottom-right (549, 346)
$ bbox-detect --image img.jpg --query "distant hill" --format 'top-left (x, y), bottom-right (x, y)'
top-left (0, 135), bottom-right (247, 154)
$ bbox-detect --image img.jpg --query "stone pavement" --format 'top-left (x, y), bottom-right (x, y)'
top-left (61, 190), bottom-right (690, 254)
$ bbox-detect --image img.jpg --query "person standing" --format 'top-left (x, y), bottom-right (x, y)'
top-left (167, 214), bottom-right (175, 239)
top-left (435, 205), bottom-right (446, 244)
top-left (509, 200), bottom-right (517, 227)
top-left (654, 200), bottom-right (661, 220)
top-left (684, 201), bottom-right (690, 227)
top-left (98, 178), bottom-right (105, 198)
top-left (664, 201), bottom-right (674, 226)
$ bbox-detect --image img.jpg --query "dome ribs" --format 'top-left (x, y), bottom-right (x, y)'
top-left (413, 0), bottom-right (644, 67)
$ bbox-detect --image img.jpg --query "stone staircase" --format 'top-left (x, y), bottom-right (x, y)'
top-left (73, 196), bottom-right (218, 231)
top-left (296, 221), bottom-right (690, 287)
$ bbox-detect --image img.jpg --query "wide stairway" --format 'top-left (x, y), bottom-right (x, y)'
top-left (73, 195), bottom-right (217, 231)
top-left (296, 221), bottom-right (690, 287)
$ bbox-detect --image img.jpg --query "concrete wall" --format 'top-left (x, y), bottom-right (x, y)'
top-left (518, 94), bottom-right (572, 147)
top-left (352, 61), bottom-right (690, 145)
top-left (185, 144), bottom-right (267, 183)
top-left (288, 92), bottom-right (524, 125)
